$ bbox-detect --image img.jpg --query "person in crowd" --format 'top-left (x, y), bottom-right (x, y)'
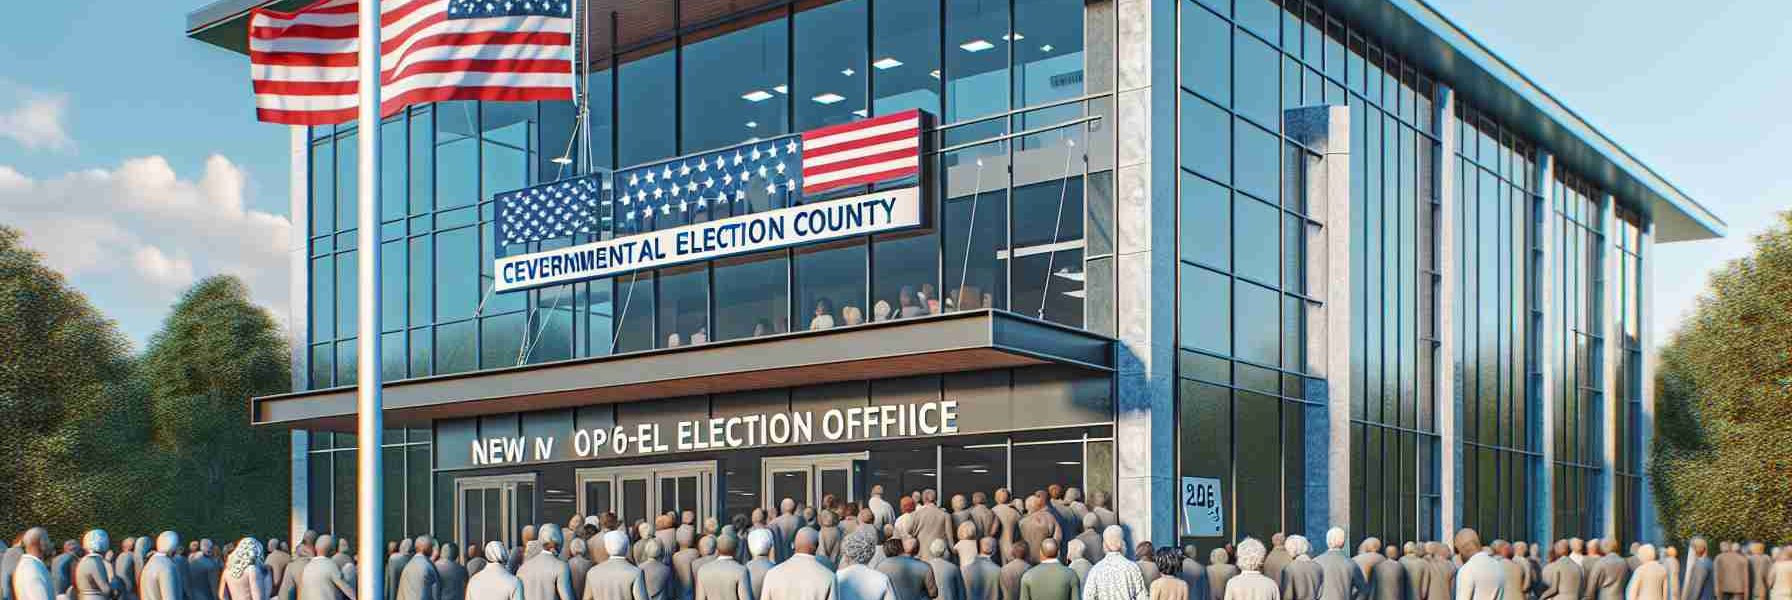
top-left (809, 299), bottom-right (838, 331)
top-left (893, 498), bottom-right (919, 544)
top-left (1661, 546), bottom-right (1682, 600)
top-left (564, 540), bottom-right (592, 600)
top-left (1083, 528), bottom-right (1147, 600)
top-left (1314, 529), bottom-right (1365, 600)
top-left (835, 533), bottom-right (893, 600)
top-left (438, 543), bottom-right (469, 600)
top-left (470, 543), bottom-right (525, 600)
top-left (3, 537), bottom-right (24, 600)
top-left (961, 540), bottom-right (1000, 600)
top-left (989, 491), bottom-right (1021, 567)
top-left (842, 306), bottom-right (864, 326)
top-left (1768, 548), bottom-right (1790, 600)
top-left (583, 533), bottom-right (646, 600)
top-left (1748, 544), bottom-right (1772, 600)
top-left (467, 541), bottom-right (490, 578)
top-left (925, 540), bottom-right (964, 600)
top-left (1628, 545), bottom-right (1671, 600)
top-left (50, 539), bottom-right (79, 600)
top-left (332, 539), bottom-right (354, 572)
top-left (1226, 539), bottom-right (1279, 600)
top-left (1262, 536), bottom-right (1291, 588)
top-left (217, 538), bottom-right (266, 600)
top-left (387, 540), bottom-right (416, 600)
top-left (818, 513), bottom-right (846, 568)
top-left (1064, 540), bottom-right (1092, 584)
top-left (1136, 543), bottom-right (1161, 586)
top-left (1684, 539), bottom-right (1716, 600)
top-left (397, 537), bottom-right (442, 600)
top-left (746, 531), bottom-right (777, 600)
top-left (1279, 535), bottom-right (1321, 600)
top-left (1571, 541), bottom-right (1589, 569)
top-left (674, 528), bottom-right (702, 600)
top-left (695, 537), bottom-right (721, 580)
top-left (1355, 540), bottom-right (1386, 582)
top-left (264, 541), bottom-right (290, 598)
top-left (695, 534), bottom-right (753, 600)
top-left (1149, 548), bottom-right (1189, 600)
top-left (913, 492), bottom-right (954, 564)
top-left (1423, 543), bottom-right (1454, 600)
top-left (1085, 494), bottom-right (1117, 535)
top-left (1178, 546), bottom-right (1207, 599)
top-left (72, 531), bottom-right (115, 600)
top-left (115, 536), bottom-right (143, 600)
top-left (1396, 543), bottom-right (1428, 600)
top-left (276, 533), bottom-right (314, 600)
top-left (772, 502), bottom-right (805, 565)
top-left (300, 535), bottom-right (355, 600)
top-left (964, 496), bottom-right (995, 551)
top-left (641, 541), bottom-right (677, 600)
top-left (14, 529), bottom-right (54, 600)
top-left (1630, 547), bottom-right (1644, 574)
top-left (867, 487), bottom-right (897, 534)
top-left (759, 530), bottom-right (834, 600)
top-left (951, 524), bottom-right (980, 567)
top-left (1000, 544), bottom-right (1031, 600)
top-left (1454, 529), bottom-right (1504, 600)
top-left (1542, 540), bottom-right (1585, 600)
top-left (145, 532), bottom-right (189, 600)
top-left (1208, 548), bottom-right (1240, 600)
top-left (1017, 540), bottom-right (1078, 600)
top-left (1492, 541), bottom-right (1525, 600)
top-left (873, 539), bottom-right (933, 600)
top-left (1586, 539), bottom-right (1631, 600)
top-left (1367, 541), bottom-right (1404, 600)
top-left (1017, 497), bottom-right (1060, 566)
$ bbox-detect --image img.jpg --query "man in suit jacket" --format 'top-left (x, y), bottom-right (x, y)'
top-left (113, 537), bottom-right (142, 600)
top-left (50, 541), bottom-right (79, 600)
top-left (961, 541), bottom-right (1000, 600)
top-left (1017, 498), bottom-right (1060, 567)
top-left (1208, 548), bottom-right (1241, 600)
top-left (999, 545), bottom-right (1030, 600)
top-left (1396, 544), bottom-right (1429, 600)
top-left (913, 492), bottom-right (955, 565)
top-left (990, 493), bottom-right (1022, 567)
top-left (1746, 545), bottom-right (1771, 600)
top-left (1423, 544), bottom-right (1454, 600)
top-left (1628, 545), bottom-right (1671, 600)
top-left (640, 543), bottom-right (676, 600)
top-left (1453, 530), bottom-right (1505, 600)
top-left (1683, 540), bottom-right (1715, 600)
top-left (299, 536), bottom-right (356, 600)
top-left (389, 540), bottom-right (417, 600)
top-left (1314, 529), bottom-right (1366, 600)
top-left (397, 537), bottom-right (441, 600)
top-left (142, 533), bottom-right (189, 600)
top-left (583, 534), bottom-right (647, 600)
top-left (867, 488), bottom-right (898, 534)
top-left (1015, 541), bottom-right (1078, 600)
top-left (1542, 541), bottom-right (1584, 600)
top-left (693, 536), bottom-right (753, 600)
top-left (519, 528), bottom-right (575, 600)
top-left (437, 543), bottom-right (470, 600)
top-left (1355, 540), bottom-right (1387, 583)
top-left (1584, 540), bottom-right (1631, 600)
top-left (924, 541), bottom-right (964, 600)
top-left (1368, 545), bottom-right (1406, 600)
top-left (12, 529), bottom-right (54, 600)
top-left (468, 543), bottom-right (524, 600)
top-left (1715, 544), bottom-right (1751, 600)
top-left (874, 539), bottom-right (935, 600)
top-left (965, 496), bottom-right (996, 550)
top-left (1263, 536), bottom-right (1291, 589)
top-left (566, 540), bottom-right (593, 600)
top-left (770, 504), bottom-right (806, 567)
top-left (1279, 536), bottom-right (1322, 600)
top-left (745, 533), bottom-right (776, 600)
top-left (673, 530), bottom-right (701, 600)
top-left (1064, 542), bottom-right (1091, 586)
top-left (760, 531), bottom-right (834, 600)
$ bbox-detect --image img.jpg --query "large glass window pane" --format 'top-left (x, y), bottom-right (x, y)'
top-left (658, 265), bottom-right (709, 347)
top-left (435, 319), bottom-right (476, 375)
top-left (872, 0), bottom-right (940, 116)
top-left (796, 0), bottom-right (867, 131)
top-left (309, 343), bottom-right (332, 389)
top-left (940, 439), bottom-right (1007, 510)
top-left (409, 327), bottom-right (431, 377)
top-left (482, 102), bottom-right (535, 199)
top-left (612, 271), bottom-right (656, 353)
top-left (382, 240), bottom-right (406, 329)
top-left (336, 249), bottom-right (358, 337)
top-left (1235, 0), bottom-right (1279, 44)
top-left (684, 16), bottom-right (789, 152)
top-left (1179, 263), bottom-right (1229, 354)
top-left (796, 240), bottom-right (868, 330)
top-left (435, 227), bottom-right (478, 321)
top-left (530, 285), bottom-right (575, 363)
top-left (1181, 5), bottom-right (1230, 102)
top-left (409, 108), bottom-right (433, 215)
top-left (409, 236), bottom-right (432, 324)
top-left (1012, 0), bottom-right (1084, 108)
top-left (480, 312), bottom-right (526, 369)
top-left (872, 232), bottom-right (939, 321)
top-left (311, 139), bottom-right (334, 236)
top-left (714, 252), bottom-right (788, 340)
top-left (1234, 32), bottom-right (1280, 130)
top-left (1179, 172), bottom-right (1229, 270)
top-left (1235, 391), bottom-right (1281, 536)
top-left (1234, 119), bottom-right (1279, 202)
top-left (619, 47), bottom-right (677, 165)
top-left (943, 142), bottom-right (1008, 311)
top-left (333, 453), bottom-right (357, 534)
top-left (1234, 280), bottom-right (1278, 365)
top-left (437, 102), bottom-right (478, 209)
top-left (586, 64), bottom-right (615, 170)
top-left (944, 0), bottom-right (1009, 122)
top-left (1180, 93), bottom-right (1229, 184)
top-left (1011, 175), bottom-right (1084, 326)
top-left (311, 255), bottom-right (335, 342)
top-left (336, 131), bottom-right (359, 231)
top-left (1011, 441), bottom-right (1083, 501)
top-left (382, 117), bottom-right (407, 222)
top-left (585, 279), bottom-right (615, 356)
top-left (1234, 194), bottom-right (1279, 284)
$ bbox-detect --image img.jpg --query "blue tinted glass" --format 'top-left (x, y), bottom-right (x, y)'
top-left (436, 137), bottom-right (477, 209)
top-left (1178, 263), bottom-right (1230, 353)
top-left (797, 0), bottom-right (867, 131)
top-left (1234, 280), bottom-right (1277, 364)
top-left (1013, 0), bottom-right (1084, 107)
top-left (796, 241), bottom-right (868, 329)
top-left (382, 117), bottom-right (407, 222)
top-left (381, 240), bottom-right (406, 329)
top-left (479, 312), bottom-right (525, 369)
top-left (685, 17), bottom-right (789, 152)
top-left (945, 0), bottom-right (1009, 121)
top-left (657, 265), bottom-right (709, 348)
top-left (311, 255), bottom-right (334, 341)
top-left (434, 227), bottom-right (479, 321)
top-left (409, 109), bottom-right (433, 215)
top-left (619, 49), bottom-right (676, 165)
top-left (612, 272), bottom-right (655, 353)
top-left (1235, 0), bottom-right (1279, 44)
top-left (872, 0), bottom-right (941, 116)
top-left (337, 131), bottom-right (358, 231)
top-left (942, 142), bottom-right (1008, 311)
top-left (336, 249), bottom-right (358, 337)
top-left (872, 232), bottom-right (939, 321)
top-left (1234, 32), bottom-right (1280, 130)
top-left (311, 140), bottom-right (334, 236)
top-left (1179, 92), bottom-right (1229, 184)
top-left (1181, 6), bottom-right (1230, 103)
top-left (585, 67), bottom-right (615, 170)
top-left (1234, 118), bottom-right (1279, 201)
top-left (335, 340), bottom-right (357, 386)
top-left (1179, 172), bottom-right (1229, 270)
top-left (1233, 193), bottom-right (1278, 285)
top-left (714, 253), bottom-right (788, 340)
top-left (409, 236), bottom-right (432, 324)
top-left (310, 343), bottom-right (332, 389)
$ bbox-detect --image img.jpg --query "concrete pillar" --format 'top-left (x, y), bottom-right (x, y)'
top-left (288, 125), bottom-right (311, 544)
top-left (1111, 0), bottom-right (1177, 546)
top-left (1285, 104), bottom-right (1349, 539)
top-left (1432, 86), bottom-right (1461, 540)
top-left (1599, 193), bottom-right (1620, 540)
top-left (1534, 152), bottom-right (1558, 544)
top-left (1637, 220), bottom-right (1659, 542)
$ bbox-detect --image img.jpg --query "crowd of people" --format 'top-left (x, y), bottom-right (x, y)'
top-left (6, 483), bottom-right (1790, 600)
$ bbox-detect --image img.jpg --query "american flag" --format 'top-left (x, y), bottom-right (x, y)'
top-left (612, 136), bottom-right (805, 233)
top-left (249, 0), bottom-right (575, 126)
top-left (799, 109), bottom-right (923, 195)
top-left (494, 174), bottom-right (602, 248)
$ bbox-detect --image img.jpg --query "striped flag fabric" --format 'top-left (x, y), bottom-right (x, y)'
top-left (249, 0), bottom-right (576, 126)
top-left (799, 109), bottom-right (923, 195)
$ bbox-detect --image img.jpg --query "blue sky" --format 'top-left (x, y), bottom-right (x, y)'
top-left (0, 0), bottom-right (1784, 350)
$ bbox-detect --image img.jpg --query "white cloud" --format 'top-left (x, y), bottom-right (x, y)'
top-left (0, 155), bottom-right (292, 340)
top-left (0, 81), bottom-right (73, 152)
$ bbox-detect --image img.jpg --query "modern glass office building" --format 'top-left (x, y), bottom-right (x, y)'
top-left (186, 0), bottom-right (1722, 552)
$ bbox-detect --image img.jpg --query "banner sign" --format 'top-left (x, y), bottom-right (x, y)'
top-left (494, 186), bottom-right (921, 293)
top-left (470, 400), bottom-right (959, 466)
top-left (1180, 476), bottom-right (1224, 537)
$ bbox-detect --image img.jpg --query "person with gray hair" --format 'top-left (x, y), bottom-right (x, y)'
top-left (745, 531), bottom-right (776, 600)
top-left (74, 530), bottom-right (118, 600)
top-left (1354, 540), bottom-right (1385, 583)
top-left (387, 540), bottom-right (416, 600)
top-left (1281, 536), bottom-right (1322, 600)
top-left (694, 535), bottom-right (753, 600)
top-left (1018, 540), bottom-right (1079, 600)
top-left (470, 543), bottom-right (525, 600)
top-left (583, 533), bottom-right (647, 600)
top-left (521, 527), bottom-right (576, 600)
top-left (637, 542), bottom-right (674, 600)
top-left (1208, 548), bottom-right (1241, 600)
top-left (299, 535), bottom-right (355, 600)
top-left (1225, 539), bottom-right (1279, 600)
top-left (1180, 545), bottom-right (1209, 600)
top-left (1452, 529), bottom-right (1504, 600)
top-left (1083, 527), bottom-right (1147, 600)
top-left (1074, 515), bottom-right (1104, 566)
top-left (1584, 538), bottom-right (1629, 600)
top-left (143, 532), bottom-right (189, 600)
top-left (759, 530), bottom-right (834, 600)
top-left (990, 491), bottom-right (1022, 567)
top-left (913, 491), bottom-right (954, 565)
top-left (566, 540), bottom-right (592, 600)
top-left (674, 529), bottom-right (701, 600)
top-left (1313, 528), bottom-right (1366, 600)
top-left (396, 537), bottom-right (440, 600)
top-left (1684, 538), bottom-right (1716, 600)
top-left (1542, 540), bottom-right (1585, 600)
top-left (191, 540), bottom-right (226, 600)
top-left (770, 502), bottom-right (804, 566)
top-left (925, 540), bottom-right (965, 600)
top-left (961, 540), bottom-right (1000, 600)
top-left (1263, 536), bottom-right (1291, 589)
top-left (1627, 545), bottom-right (1670, 600)
top-left (1065, 541), bottom-right (1092, 583)
top-left (693, 538), bottom-right (720, 580)
top-left (13, 528), bottom-right (55, 600)
top-left (114, 536), bottom-right (143, 600)
top-left (436, 543), bottom-right (468, 600)
top-left (835, 533), bottom-right (894, 600)
top-left (1396, 543), bottom-right (1428, 600)
top-left (873, 538), bottom-right (934, 600)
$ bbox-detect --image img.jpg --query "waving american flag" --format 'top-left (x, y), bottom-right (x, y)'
top-left (250, 0), bottom-right (576, 125)
top-left (494, 174), bottom-right (603, 249)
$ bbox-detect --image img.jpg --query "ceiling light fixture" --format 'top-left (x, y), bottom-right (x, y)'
top-left (741, 90), bottom-right (773, 102)
top-left (746, 121), bottom-right (758, 128)
top-left (959, 39), bottom-right (994, 52)
top-left (852, 109), bottom-right (868, 117)
top-left (873, 57), bottom-right (903, 70)
top-left (1002, 32), bottom-right (1025, 41)
top-left (929, 69), bottom-right (941, 79)
top-left (773, 84), bottom-right (788, 94)
top-left (812, 93), bottom-right (845, 104)
top-left (841, 68), bottom-right (856, 76)
top-left (1041, 44), bottom-right (1054, 52)
top-left (550, 155), bottom-right (573, 165)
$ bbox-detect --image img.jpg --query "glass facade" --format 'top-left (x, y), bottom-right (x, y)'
top-left (1549, 170), bottom-right (1605, 540)
top-left (1613, 209), bottom-right (1645, 545)
top-left (305, 429), bottom-right (435, 541)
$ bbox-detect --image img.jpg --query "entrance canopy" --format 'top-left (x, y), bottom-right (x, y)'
top-left (252, 309), bottom-right (1114, 431)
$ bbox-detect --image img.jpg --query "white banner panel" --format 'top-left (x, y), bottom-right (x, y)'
top-left (494, 186), bottom-right (921, 292)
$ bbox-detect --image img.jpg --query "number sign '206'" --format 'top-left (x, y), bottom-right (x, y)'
top-left (1181, 476), bottom-right (1224, 537)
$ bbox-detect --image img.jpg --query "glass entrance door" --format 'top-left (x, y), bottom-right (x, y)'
top-left (762, 453), bottom-right (865, 509)
top-left (577, 461), bottom-right (717, 525)
top-left (456, 474), bottom-right (538, 548)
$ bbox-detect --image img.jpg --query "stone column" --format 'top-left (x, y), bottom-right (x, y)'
top-left (1285, 104), bottom-right (1349, 538)
top-left (288, 125), bottom-right (312, 545)
top-left (1112, 0), bottom-right (1177, 546)
top-left (1599, 193), bottom-right (1620, 539)
top-left (1534, 152), bottom-right (1558, 544)
top-left (1636, 220), bottom-right (1659, 542)
top-left (1432, 86), bottom-right (1461, 540)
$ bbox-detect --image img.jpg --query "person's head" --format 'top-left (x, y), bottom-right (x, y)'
top-left (521, 524), bottom-right (537, 542)
top-left (1082, 512), bottom-right (1099, 533)
top-left (970, 492), bottom-right (988, 507)
top-left (1135, 541), bottom-right (1153, 559)
top-left (1569, 538), bottom-right (1585, 554)
top-left (120, 537), bottom-right (135, 553)
top-left (1600, 538), bottom-right (1618, 555)
top-left (1205, 546), bottom-right (1227, 565)
top-left (1271, 533), bottom-right (1286, 549)
top-left (1155, 547), bottom-right (1183, 577)
top-left (900, 496), bottom-right (917, 515)
top-left (1236, 538), bottom-right (1267, 572)
top-left (1047, 485), bottom-right (1064, 501)
top-left (227, 538), bottom-right (264, 580)
top-left (715, 534), bottom-right (737, 558)
top-left (1454, 528), bottom-right (1483, 558)
top-left (1359, 537), bottom-right (1381, 555)
top-left (747, 529), bottom-right (773, 558)
top-left (1285, 535), bottom-right (1311, 558)
top-left (994, 488), bottom-right (1010, 504)
top-left (637, 522), bottom-right (653, 539)
top-left (602, 530), bottom-right (629, 559)
top-left (1690, 537), bottom-right (1709, 557)
top-left (841, 532), bottom-right (876, 566)
top-left (780, 498), bottom-right (796, 516)
top-left (957, 522), bottom-right (977, 542)
top-left (485, 541), bottom-right (509, 565)
top-left (1065, 488), bottom-right (1082, 504)
top-left (870, 484), bottom-right (885, 498)
top-left (1040, 538), bottom-right (1061, 562)
top-left (698, 535), bottom-right (716, 556)
top-left (950, 494), bottom-right (966, 512)
top-left (313, 534), bottom-right (334, 558)
top-left (1326, 528), bottom-right (1347, 551)
top-left (398, 538), bottom-right (414, 555)
top-left (980, 538), bottom-right (997, 558)
top-left (1011, 541), bottom-right (1030, 562)
top-left (882, 537), bottom-right (906, 560)
top-left (676, 526), bottom-right (695, 549)
top-left (1091, 491), bottom-right (1110, 509)
top-left (801, 506), bottom-right (817, 524)
top-left (1024, 494), bottom-right (1043, 514)
top-left (859, 510), bottom-right (876, 526)
top-left (82, 530), bottom-right (110, 555)
top-left (901, 538), bottom-right (919, 557)
top-left (21, 528), bottom-right (49, 558)
top-left (1426, 541), bottom-right (1445, 560)
top-left (541, 525), bottom-right (564, 553)
top-left (927, 539), bottom-right (948, 561)
top-left (1102, 525), bottom-right (1126, 553)
top-left (642, 539), bottom-right (663, 561)
top-left (1636, 544), bottom-right (1657, 562)
top-left (1665, 545), bottom-right (1678, 559)
top-left (440, 541), bottom-right (458, 563)
top-left (1748, 542), bottom-right (1765, 556)
top-left (814, 298), bottom-right (833, 316)
top-left (1490, 540), bottom-right (1510, 559)
top-left (152, 531), bottom-right (180, 556)
top-left (414, 535), bottom-right (435, 558)
top-left (1066, 539), bottom-right (1085, 562)
top-left (388, 541), bottom-right (399, 555)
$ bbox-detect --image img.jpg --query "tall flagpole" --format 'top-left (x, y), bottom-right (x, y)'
top-left (354, 0), bottom-right (385, 599)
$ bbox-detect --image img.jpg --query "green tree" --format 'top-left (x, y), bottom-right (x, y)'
top-left (1653, 212), bottom-right (1792, 542)
top-left (0, 226), bottom-right (160, 539)
top-left (140, 275), bottom-right (292, 538)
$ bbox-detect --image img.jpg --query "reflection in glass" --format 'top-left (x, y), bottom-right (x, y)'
top-left (795, 241), bottom-right (868, 331)
top-left (945, 0), bottom-right (1009, 122)
top-left (796, 0), bottom-right (867, 131)
top-left (943, 143), bottom-right (1008, 312)
top-left (683, 16), bottom-right (789, 152)
top-left (613, 271), bottom-right (656, 353)
top-left (657, 265), bottom-right (709, 348)
top-left (1011, 441), bottom-right (1082, 498)
top-left (872, 0), bottom-right (940, 115)
top-left (1012, 0), bottom-right (1084, 108)
top-left (942, 442), bottom-right (1007, 506)
top-left (620, 48), bottom-right (676, 166)
top-left (872, 232), bottom-right (938, 322)
top-left (1010, 174), bottom-right (1085, 326)
top-left (714, 252), bottom-right (789, 340)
